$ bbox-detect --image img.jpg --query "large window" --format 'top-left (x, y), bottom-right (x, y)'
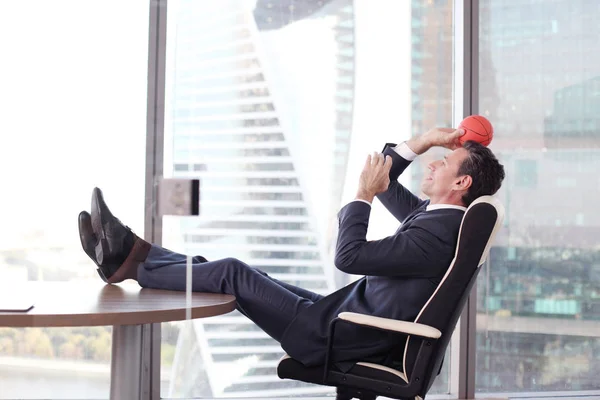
top-left (9, 1), bottom-right (599, 398)
top-left (159, 0), bottom-right (455, 397)
top-left (476, 0), bottom-right (600, 394)
top-left (0, 1), bottom-right (148, 398)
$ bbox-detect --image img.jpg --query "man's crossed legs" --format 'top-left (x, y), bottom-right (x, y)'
top-left (78, 187), bottom-right (323, 342)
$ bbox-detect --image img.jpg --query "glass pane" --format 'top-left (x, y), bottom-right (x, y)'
top-left (0, 1), bottom-right (148, 398)
top-left (409, 0), bottom-right (455, 395)
top-left (476, 0), bottom-right (600, 394)
top-left (160, 0), bottom-right (454, 397)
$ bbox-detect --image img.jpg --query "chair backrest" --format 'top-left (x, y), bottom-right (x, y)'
top-left (402, 196), bottom-right (505, 392)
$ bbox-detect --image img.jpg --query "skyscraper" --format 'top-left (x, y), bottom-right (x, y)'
top-left (164, 0), bottom-right (354, 396)
top-left (476, 0), bottom-right (600, 391)
top-left (163, 0), bottom-right (600, 395)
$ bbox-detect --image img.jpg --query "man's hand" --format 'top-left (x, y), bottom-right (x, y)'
top-left (406, 127), bottom-right (465, 155)
top-left (356, 153), bottom-right (393, 203)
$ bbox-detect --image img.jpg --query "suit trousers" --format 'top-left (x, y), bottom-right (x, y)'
top-left (137, 245), bottom-right (324, 342)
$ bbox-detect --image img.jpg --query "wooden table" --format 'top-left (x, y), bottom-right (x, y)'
top-left (0, 281), bottom-right (236, 400)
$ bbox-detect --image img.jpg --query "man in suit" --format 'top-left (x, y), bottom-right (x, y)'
top-left (78, 127), bottom-right (504, 368)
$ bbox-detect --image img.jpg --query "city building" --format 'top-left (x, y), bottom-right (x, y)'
top-left (163, 0), bottom-right (354, 396)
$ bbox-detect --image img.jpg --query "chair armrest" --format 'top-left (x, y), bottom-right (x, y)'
top-left (338, 312), bottom-right (441, 339)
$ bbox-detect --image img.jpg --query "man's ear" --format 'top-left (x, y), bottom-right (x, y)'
top-left (454, 175), bottom-right (472, 191)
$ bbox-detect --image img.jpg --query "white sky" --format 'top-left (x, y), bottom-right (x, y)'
top-left (0, 0), bottom-right (414, 252)
top-left (0, 1), bottom-right (149, 250)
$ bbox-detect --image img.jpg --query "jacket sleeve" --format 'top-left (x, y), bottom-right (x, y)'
top-left (376, 143), bottom-right (423, 222)
top-left (334, 201), bottom-right (454, 278)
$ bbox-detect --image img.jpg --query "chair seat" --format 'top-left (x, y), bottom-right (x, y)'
top-left (277, 356), bottom-right (408, 386)
top-left (277, 356), bottom-right (326, 385)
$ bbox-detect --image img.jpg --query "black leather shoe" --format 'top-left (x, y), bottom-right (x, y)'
top-left (90, 187), bottom-right (136, 280)
top-left (78, 211), bottom-right (97, 262)
top-left (78, 210), bottom-right (119, 282)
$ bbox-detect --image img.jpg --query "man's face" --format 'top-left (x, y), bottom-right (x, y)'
top-left (421, 147), bottom-right (469, 200)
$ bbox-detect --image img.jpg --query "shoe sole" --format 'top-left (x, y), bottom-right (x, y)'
top-left (96, 268), bottom-right (109, 283)
top-left (79, 209), bottom-right (112, 283)
top-left (91, 188), bottom-right (110, 266)
top-left (77, 211), bottom-right (96, 261)
top-left (95, 239), bottom-right (110, 266)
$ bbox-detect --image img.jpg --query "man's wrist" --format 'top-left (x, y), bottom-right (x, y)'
top-left (406, 135), bottom-right (431, 155)
top-left (355, 189), bottom-right (375, 203)
top-left (393, 142), bottom-right (418, 161)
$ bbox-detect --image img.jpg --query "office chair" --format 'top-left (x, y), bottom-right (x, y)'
top-left (277, 196), bottom-right (505, 400)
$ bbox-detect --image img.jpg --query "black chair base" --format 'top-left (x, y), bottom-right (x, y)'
top-left (336, 386), bottom-right (378, 400)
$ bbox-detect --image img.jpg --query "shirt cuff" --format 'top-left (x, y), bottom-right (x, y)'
top-left (392, 142), bottom-right (418, 161)
top-left (351, 199), bottom-right (372, 207)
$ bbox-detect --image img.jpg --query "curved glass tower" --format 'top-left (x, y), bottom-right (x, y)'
top-left (163, 0), bottom-right (355, 396)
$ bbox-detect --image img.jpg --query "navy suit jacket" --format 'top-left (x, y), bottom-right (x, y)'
top-left (279, 144), bottom-right (465, 368)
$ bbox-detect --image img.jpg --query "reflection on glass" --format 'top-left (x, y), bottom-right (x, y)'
top-left (161, 0), bottom-right (454, 397)
top-left (162, 1), bottom-right (354, 396)
top-left (0, 1), bottom-right (147, 398)
top-left (476, 0), bottom-right (600, 393)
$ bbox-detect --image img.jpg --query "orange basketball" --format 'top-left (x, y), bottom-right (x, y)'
top-left (458, 115), bottom-right (493, 146)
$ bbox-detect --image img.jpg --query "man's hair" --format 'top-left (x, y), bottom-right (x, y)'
top-left (457, 141), bottom-right (505, 206)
